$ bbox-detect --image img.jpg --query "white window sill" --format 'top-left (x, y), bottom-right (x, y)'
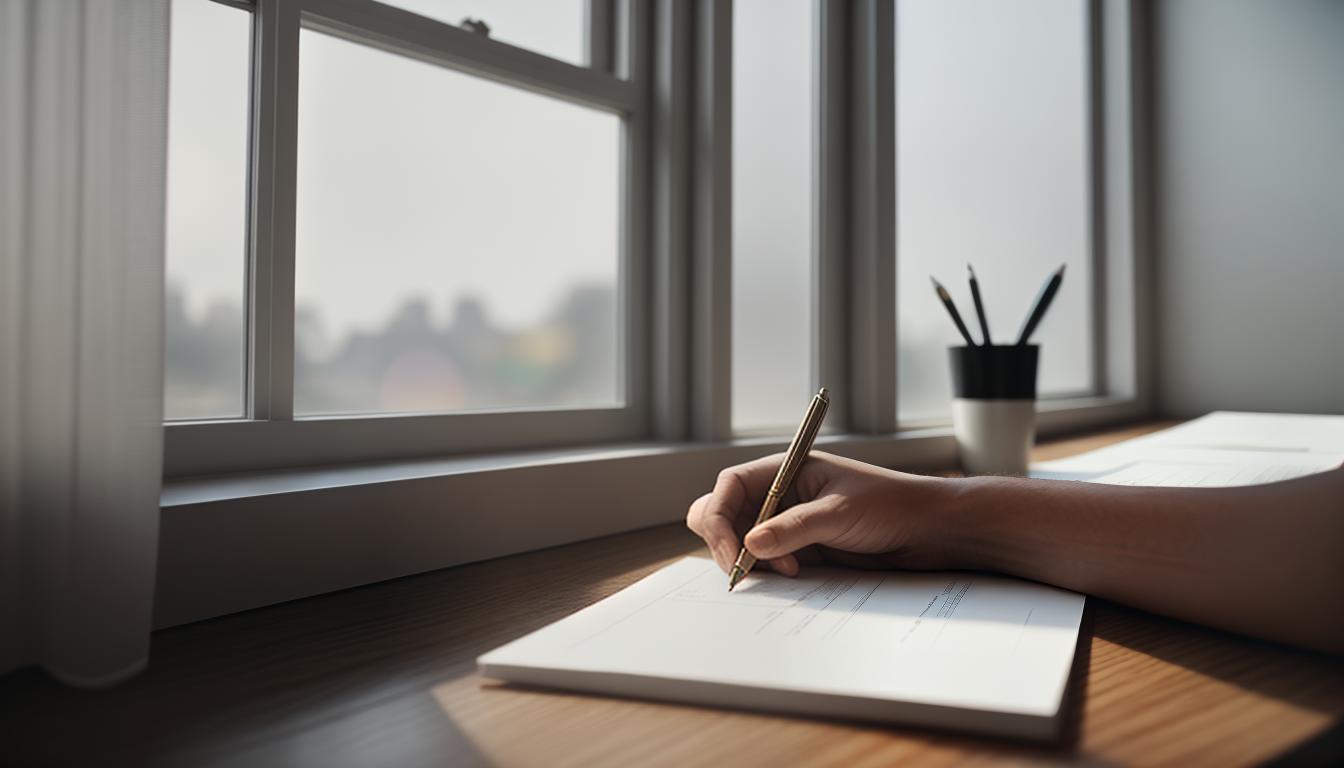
top-left (162, 432), bottom-right (937, 508)
top-left (162, 394), bottom-right (1140, 506)
top-left (155, 395), bottom-right (1149, 630)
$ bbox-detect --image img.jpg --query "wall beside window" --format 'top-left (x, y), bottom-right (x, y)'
top-left (1152, 0), bottom-right (1344, 416)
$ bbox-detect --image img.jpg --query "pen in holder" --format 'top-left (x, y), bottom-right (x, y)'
top-left (949, 345), bottom-right (1038, 476)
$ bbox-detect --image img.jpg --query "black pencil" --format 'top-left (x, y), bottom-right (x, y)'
top-left (967, 264), bottom-right (991, 346)
top-left (931, 276), bottom-right (977, 347)
top-left (1015, 264), bottom-right (1066, 345)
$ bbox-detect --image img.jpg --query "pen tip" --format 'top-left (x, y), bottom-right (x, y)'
top-left (967, 263), bottom-right (975, 278)
top-left (1058, 263), bottom-right (1067, 276)
top-left (817, 386), bottom-right (829, 399)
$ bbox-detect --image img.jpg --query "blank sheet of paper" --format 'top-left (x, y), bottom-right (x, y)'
top-left (1089, 460), bottom-right (1327, 487)
top-left (1033, 412), bottom-right (1344, 486)
top-left (480, 557), bottom-right (1085, 739)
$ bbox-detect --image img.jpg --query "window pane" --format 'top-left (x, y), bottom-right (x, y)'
top-left (732, 0), bottom-right (814, 433)
top-left (294, 30), bottom-right (620, 416)
top-left (896, 0), bottom-right (1092, 422)
top-left (377, 0), bottom-right (586, 66)
top-left (164, 0), bottom-right (250, 420)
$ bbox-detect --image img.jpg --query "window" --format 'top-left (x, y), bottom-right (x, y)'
top-left (293, 29), bottom-right (621, 416)
top-left (162, 0), bottom-right (1146, 619)
top-left (164, 0), bottom-right (251, 420)
top-left (164, 0), bottom-right (1137, 477)
top-left (731, 0), bottom-right (816, 434)
top-left (164, 0), bottom-right (642, 474)
top-left (895, 0), bottom-right (1094, 423)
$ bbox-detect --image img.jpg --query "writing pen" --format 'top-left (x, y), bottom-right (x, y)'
top-left (931, 277), bottom-right (977, 347)
top-left (967, 264), bottom-right (991, 346)
top-left (1015, 264), bottom-right (1066, 345)
top-left (728, 387), bottom-right (830, 592)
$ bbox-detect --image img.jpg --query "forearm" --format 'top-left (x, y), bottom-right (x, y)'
top-left (940, 470), bottom-right (1344, 653)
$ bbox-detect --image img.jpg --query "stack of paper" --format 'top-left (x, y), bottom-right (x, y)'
top-left (480, 557), bottom-right (1085, 740)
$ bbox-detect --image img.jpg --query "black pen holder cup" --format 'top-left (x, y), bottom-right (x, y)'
top-left (948, 345), bottom-right (1039, 476)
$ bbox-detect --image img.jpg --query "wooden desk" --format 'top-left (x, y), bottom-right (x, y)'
top-left (3, 423), bottom-right (1343, 766)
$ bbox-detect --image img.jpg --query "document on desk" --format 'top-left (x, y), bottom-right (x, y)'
top-left (1032, 411), bottom-right (1344, 487)
top-left (479, 557), bottom-right (1085, 740)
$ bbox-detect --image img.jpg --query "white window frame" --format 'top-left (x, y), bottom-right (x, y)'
top-left (157, 0), bottom-right (1153, 627)
top-left (165, 0), bottom-right (651, 476)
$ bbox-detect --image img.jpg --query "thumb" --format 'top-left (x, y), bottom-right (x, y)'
top-left (744, 497), bottom-right (846, 559)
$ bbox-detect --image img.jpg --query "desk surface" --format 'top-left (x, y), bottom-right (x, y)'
top-left (3, 422), bottom-right (1343, 766)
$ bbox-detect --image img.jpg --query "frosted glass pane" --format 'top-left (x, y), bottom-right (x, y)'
top-left (164, 0), bottom-right (250, 420)
top-left (732, 0), bottom-right (814, 433)
top-left (294, 30), bottom-right (620, 416)
top-left (378, 0), bottom-right (586, 66)
top-left (896, 0), bottom-right (1092, 423)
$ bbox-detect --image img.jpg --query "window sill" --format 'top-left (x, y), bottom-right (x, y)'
top-left (162, 431), bottom-right (940, 508)
top-left (155, 395), bottom-right (1150, 629)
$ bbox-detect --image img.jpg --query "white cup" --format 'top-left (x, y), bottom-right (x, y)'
top-left (952, 398), bottom-right (1036, 476)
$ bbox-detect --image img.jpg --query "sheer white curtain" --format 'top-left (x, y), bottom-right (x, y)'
top-left (0, 0), bottom-right (170, 686)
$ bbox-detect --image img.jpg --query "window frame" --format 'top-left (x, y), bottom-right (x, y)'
top-left (165, 0), bottom-right (1151, 479)
top-left (165, 0), bottom-right (650, 476)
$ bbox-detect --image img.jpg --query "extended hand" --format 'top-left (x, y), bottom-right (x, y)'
top-left (685, 452), bottom-right (953, 577)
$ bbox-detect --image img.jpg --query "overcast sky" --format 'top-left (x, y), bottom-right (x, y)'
top-left (166, 0), bottom-right (613, 339)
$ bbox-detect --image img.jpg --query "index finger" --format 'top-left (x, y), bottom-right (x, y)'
top-left (686, 454), bottom-right (785, 570)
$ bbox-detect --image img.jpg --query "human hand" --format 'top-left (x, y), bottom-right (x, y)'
top-left (685, 452), bottom-right (956, 577)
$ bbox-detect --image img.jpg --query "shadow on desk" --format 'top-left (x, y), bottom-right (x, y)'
top-left (1091, 599), bottom-right (1344, 712)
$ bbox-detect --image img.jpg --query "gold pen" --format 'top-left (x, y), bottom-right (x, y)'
top-left (728, 387), bottom-right (831, 591)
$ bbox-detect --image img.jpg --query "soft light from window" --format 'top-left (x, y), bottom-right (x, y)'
top-left (732, 0), bottom-right (815, 433)
top-left (293, 30), bottom-right (621, 416)
top-left (163, 0), bottom-right (251, 420)
top-left (896, 0), bottom-right (1092, 422)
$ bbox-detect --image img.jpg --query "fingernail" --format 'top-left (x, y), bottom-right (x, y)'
top-left (746, 527), bottom-right (778, 555)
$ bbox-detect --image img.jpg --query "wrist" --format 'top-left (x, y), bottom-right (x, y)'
top-left (937, 475), bottom-right (1013, 572)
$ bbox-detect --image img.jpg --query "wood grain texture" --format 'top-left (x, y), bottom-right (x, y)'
top-left (2, 422), bottom-right (1342, 766)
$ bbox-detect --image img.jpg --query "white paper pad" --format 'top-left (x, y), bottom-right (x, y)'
top-left (480, 557), bottom-right (1085, 740)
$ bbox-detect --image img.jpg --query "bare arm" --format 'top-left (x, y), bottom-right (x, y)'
top-left (686, 453), bottom-right (1344, 654)
top-left (944, 469), bottom-right (1344, 653)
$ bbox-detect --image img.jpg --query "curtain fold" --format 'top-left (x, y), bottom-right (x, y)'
top-left (0, 0), bottom-right (170, 686)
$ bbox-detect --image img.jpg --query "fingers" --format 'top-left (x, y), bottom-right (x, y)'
top-left (686, 456), bottom-right (789, 572)
top-left (687, 489), bottom-right (801, 577)
top-left (767, 554), bottom-right (800, 577)
top-left (687, 491), bottom-right (750, 573)
top-left (716, 454), bottom-right (790, 503)
top-left (744, 497), bottom-right (848, 560)
top-left (686, 493), bottom-right (732, 571)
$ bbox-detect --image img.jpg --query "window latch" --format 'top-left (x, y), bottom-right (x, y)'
top-left (459, 17), bottom-right (491, 37)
